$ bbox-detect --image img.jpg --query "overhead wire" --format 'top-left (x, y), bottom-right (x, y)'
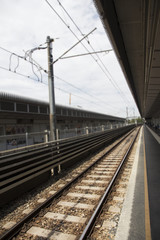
top-left (55, 86), bottom-right (124, 116)
top-left (45, 0), bottom-right (109, 66)
top-left (55, 75), bottom-right (97, 99)
top-left (0, 45), bottom-right (127, 116)
top-left (0, 63), bottom-right (121, 114)
top-left (0, 45), bottom-right (47, 75)
top-left (0, 43), bottom-right (126, 118)
top-left (41, 80), bottom-right (112, 110)
top-left (5, 62), bottom-right (123, 115)
top-left (1, 4), bottom-right (130, 113)
top-left (0, 65), bottom-right (39, 82)
top-left (53, 83), bottom-right (123, 113)
top-left (27, 51), bottom-right (41, 82)
top-left (55, 87), bottom-right (97, 105)
top-left (54, 75), bottom-right (123, 111)
top-left (24, 45), bottom-right (49, 82)
top-left (0, 45), bottom-right (48, 83)
top-left (24, 51), bottom-right (48, 74)
top-left (53, 28), bottom-right (97, 64)
top-left (0, 64), bottom-right (97, 105)
top-left (54, 0), bottom-right (131, 106)
top-left (0, 44), bottom-right (123, 112)
top-left (9, 53), bottom-right (20, 72)
top-left (14, 56), bottom-right (20, 72)
top-left (0, 45), bottom-right (95, 100)
top-left (0, 7), bottom-right (128, 115)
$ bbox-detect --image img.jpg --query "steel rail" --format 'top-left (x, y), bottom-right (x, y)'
top-left (0, 128), bottom-right (118, 163)
top-left (1, 126), bottom-right (133, 167)
top-left (0, 126), bottom-right (134, 192)
top-left (0, 125), bottom-right (133, 158)
top-left (1, 127), bottom-right (109, 157)
top-left (0, 128), bottom-right (125, 178)
top-left (0, 127), bottom-right (137, 240)
top-left (79, 127), bottom-right (140, 240)
top-left (0, 130), bottom-right (115, 171)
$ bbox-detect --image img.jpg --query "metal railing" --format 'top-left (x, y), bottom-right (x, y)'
top-left (0, 124), bottom-right (125, 151)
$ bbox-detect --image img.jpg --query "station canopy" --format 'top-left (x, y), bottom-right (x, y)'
top-left (94, 0), bottom-right (160, 119)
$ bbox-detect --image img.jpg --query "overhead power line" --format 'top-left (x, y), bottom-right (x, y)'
top-left (0, 42), bottom-right (128, 116)
top-left (0, 46), bottom-right (41, 71)
top-left (53, 28), bottom-right (97, 64)
top-left (0, 45), bottom-right (121, 110)
top-left (54, 75), bottom-right (122, 111)
top-left (45, 0), bottom-right (131, 107)
top-left (55, 87), bottom-right (96, 105)
top-left (0, 42), bottom-right (127, 117)
top-left (0, 65), bottom-right (39, 82)
top-left (56, 0), bottom-right (131, 106)
top-left (0, 45), bottom-right (48, 82)
top-left (0, 63), bottom-right (122, 114)
top-left (45, 0), bottom-right (107, 65)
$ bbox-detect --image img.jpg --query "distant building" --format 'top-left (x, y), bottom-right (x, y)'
top-left (0, 92), bottom-right (125, 150)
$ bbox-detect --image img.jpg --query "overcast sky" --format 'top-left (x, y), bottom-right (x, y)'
top-left (0, 0), bottom-right (140, 118)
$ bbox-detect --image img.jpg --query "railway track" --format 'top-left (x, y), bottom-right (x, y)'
top-left (0, 125), bottom-right (135, 206)
top-left (0, 126), bottom-right (140, 240)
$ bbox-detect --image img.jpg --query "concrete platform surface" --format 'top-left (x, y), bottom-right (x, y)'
top-left (115, 126), bottom-right (160, 240)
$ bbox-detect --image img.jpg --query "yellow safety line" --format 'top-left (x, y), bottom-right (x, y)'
top-left (143, 130), bottom-right (152, 240)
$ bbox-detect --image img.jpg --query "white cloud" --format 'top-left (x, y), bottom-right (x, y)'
top-left (0, 0), bottom-right (140, 118)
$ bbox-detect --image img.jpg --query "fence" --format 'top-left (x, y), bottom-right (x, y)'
top-left (0, 123), bottom-right (125, 151)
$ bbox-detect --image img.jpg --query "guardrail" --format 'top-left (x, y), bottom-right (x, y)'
top-left (0, 125), bottom-right (135, 206)
top-left (0, 123), bottom-right (125, 151)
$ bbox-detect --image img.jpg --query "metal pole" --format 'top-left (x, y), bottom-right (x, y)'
top-left (126, 106), bottom-right (128, 125)
top-left (47, 36), bottom-right (56, 141)
top-left (44, 130), bottom-right (48, 143)
top-left (25, 132), bottom-right (28, 146)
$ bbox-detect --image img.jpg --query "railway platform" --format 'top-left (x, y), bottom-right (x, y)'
top-left (0, 125), bottom-right (159, 240)
top-left (115, 125), bottom-right (160, 240)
